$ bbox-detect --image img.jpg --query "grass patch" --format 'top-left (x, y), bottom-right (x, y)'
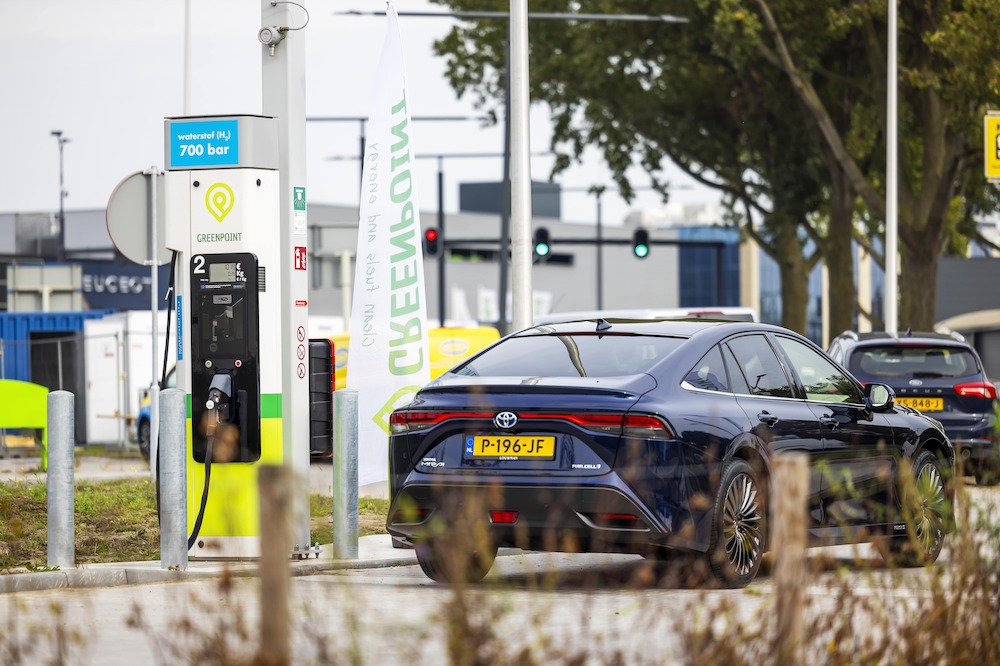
top-left (0, 478), bottom-right (388, 573)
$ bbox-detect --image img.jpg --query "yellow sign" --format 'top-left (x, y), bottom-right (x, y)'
top-left (985, 113), bottom-right (1000, 180)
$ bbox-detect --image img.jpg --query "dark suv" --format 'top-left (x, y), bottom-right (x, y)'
top-left (828, 331), bottom-right (999, 485)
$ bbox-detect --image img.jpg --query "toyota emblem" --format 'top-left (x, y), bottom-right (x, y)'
top-left (494, 411), bottom-right (518, 429)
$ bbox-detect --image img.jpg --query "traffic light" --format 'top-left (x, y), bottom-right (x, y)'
top-left (533, 227), bottom-right (550, 258)
top-left (423, 228), bottom-right (439, 256)
top-left (632, 229), bottom-right (650, 258)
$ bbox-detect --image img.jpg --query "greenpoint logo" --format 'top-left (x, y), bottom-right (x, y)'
top-left (206, 183), bottom-right (235, 222)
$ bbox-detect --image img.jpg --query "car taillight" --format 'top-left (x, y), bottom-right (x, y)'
top-left (954, 382), bottom-right (998, 400)
top-left (389, 410), bottom-right (494, 434)
top-left (524, 412), bottom-right (625, 434)
top-left (622, 414), bottom-right (673, 440)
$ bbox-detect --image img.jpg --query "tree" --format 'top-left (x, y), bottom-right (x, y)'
top-left (434, 0), bottom-right (836, 333)
top-left (736, 0), bottom-right (1000, 329)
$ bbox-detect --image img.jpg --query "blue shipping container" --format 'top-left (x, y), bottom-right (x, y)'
top-left (0, 311), bottom-right (111, 382)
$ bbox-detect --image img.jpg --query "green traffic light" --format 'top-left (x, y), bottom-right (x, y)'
top-left (535, 243), bottom-right (550, 257)
top-left (634, 245), bottom-right (648, 258)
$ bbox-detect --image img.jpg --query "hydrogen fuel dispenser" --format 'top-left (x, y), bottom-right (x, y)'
top-left (164, 115), bottom-right (310, 558)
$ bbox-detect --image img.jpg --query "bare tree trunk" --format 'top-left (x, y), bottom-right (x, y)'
top-left (825, 167), bottom-right (856, 337)
top-left (772, 220), bottom-right (811, 335)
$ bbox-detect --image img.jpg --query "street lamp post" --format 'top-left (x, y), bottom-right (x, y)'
top-left (51, 130), bottom-right (69, 261)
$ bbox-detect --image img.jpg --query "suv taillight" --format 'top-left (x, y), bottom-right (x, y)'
top-left (954, 382), bottom-right (998, 400)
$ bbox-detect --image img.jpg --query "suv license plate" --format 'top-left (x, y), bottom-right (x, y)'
top-left (896, 397), bottom-right (943, 411)
top-left (465, 435), bottom-right (556, 459)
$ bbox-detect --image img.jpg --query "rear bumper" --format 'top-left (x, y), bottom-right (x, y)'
top-left (386, 473), bottom-right (707, 555)
top-left (942, 418), bottom-right (998, 466)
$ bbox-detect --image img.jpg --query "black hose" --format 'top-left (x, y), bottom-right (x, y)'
top-left (187, 431), bottom-right (213, 550)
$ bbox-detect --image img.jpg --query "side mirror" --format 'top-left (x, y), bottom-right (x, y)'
top-left (865, 383), bottom-right (895, 412)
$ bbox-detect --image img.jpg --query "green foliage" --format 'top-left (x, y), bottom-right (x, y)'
top-left (432, 0), bottom-right (1000, 329)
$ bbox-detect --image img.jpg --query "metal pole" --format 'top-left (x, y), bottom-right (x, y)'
top-left (498, 40), bottom-right (512, 334)
top-left (183, 0), bottom-right (192, 115)
top-left (47, 390), bottom-right (75, 569)
top-left (159, 388), bottom-right (187, 569)
top-left (509, 0), bottom-right (534, 331)
top-left (332, 388), bottom-right (359, 559)
top-left (51, 131), bottom-right (68, 262)
top-left (885, 0), bottom-right (898, 334)
top-left (56, 339), bottom-right (64, 390)
top-left (594, 187), bottom-right (604, 310)
top-left (146, 167), bottom-right (160, 466)
top-left (437, 157), bottom-right (446, 327)
top-left (262, 0), bottom-right (312, 552)
top-left (716, 243), bottom-right (724, 305)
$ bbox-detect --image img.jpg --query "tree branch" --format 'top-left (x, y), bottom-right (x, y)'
top-left (753, 0), bottom-right (886, 219)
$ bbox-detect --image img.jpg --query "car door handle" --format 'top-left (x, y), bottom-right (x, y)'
top-left (757, 412), bottom-right (779, 426)
top-left (819, 415), bottom-right (839, 430)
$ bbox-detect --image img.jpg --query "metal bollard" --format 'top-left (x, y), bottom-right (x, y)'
top-left (47, 390), bottom-right (75, 569)
top-left (333, 389), bottom-right (359, 559)
top-left (159, 389), bottom-right (188, 570)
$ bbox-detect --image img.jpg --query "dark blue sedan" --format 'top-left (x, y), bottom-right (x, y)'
top-left (387, 319), bottom-right (954, 587)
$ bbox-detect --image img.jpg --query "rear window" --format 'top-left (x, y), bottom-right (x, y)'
top-left (453, 333), bottom-right (684, 378)
top-left (849, 345), bottom-right (979, 379)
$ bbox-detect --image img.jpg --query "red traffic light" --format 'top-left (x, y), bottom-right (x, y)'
top-left (423, 228), bottom-right (440, 256)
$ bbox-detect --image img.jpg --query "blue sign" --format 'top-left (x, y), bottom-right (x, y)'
top-left (176, 295), bottom-right (184, 360)
top-left (169, 119), bottom-right (239, 167)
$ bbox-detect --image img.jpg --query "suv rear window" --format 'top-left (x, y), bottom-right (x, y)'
top-left (849, 345), bottom-right (979, 379)
top-left (454, 333), bottom-right (684, 378)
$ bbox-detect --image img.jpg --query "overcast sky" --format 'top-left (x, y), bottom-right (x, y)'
top-left (2, 0), bottom-right (715, 227)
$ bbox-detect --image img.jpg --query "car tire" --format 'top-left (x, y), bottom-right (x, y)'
top-left (415, 538), bottom-right (498, 584)
top-left (138, 420), bottom-right (151, 461)
top-left (877, 449), bottom-right (948, 567)
top-left (706, 458), bottom-right (766, 588)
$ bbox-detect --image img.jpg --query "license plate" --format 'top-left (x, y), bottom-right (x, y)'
top-left (897, 397), bottom-right (943, 412)
top-left (465, 435), bottom-right (556, 459)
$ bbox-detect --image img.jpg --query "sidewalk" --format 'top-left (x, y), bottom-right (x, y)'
top-left (0, 535), bottom-right (417, 595)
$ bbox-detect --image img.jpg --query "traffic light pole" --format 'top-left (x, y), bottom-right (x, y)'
top-left (437, 158), bottom-right (446, 327)
top-left (448, 236), bottom-right (728, 307)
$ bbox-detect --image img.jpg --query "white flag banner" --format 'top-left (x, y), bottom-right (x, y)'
top-left (348, 3), bottom-right (431, 487)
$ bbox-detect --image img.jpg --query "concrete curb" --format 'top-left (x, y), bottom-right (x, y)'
top-left (0, 536), bottom-right (418, 595)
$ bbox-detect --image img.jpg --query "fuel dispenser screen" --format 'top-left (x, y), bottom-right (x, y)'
top-left (209, 262), bottom-right (238, 283)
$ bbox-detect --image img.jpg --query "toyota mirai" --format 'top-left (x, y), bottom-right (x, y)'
top-left (387, 319), bottom-right (954, 587)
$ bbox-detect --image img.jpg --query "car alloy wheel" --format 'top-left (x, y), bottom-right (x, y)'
top-left (911, 457), bottom-right (945, 555)
top-left (878, 449), bottom-right (948, 567)
top-left (709, 458), bottom-right (765, 587)
top-left (723, 472), bottom-right (763, 576)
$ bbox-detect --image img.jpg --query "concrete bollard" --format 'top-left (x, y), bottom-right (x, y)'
top-left (333, 388), bottom-right (359, 559)
top-left (47, 390), bottom-right (75, 569)
top-left (159, 388), bottom-right (187, 570)
top-left (772, 452), bottom-right (809, 666)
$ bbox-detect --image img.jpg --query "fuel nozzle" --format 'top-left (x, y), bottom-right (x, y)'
top-left (204, 372), bottom-right (234, 422)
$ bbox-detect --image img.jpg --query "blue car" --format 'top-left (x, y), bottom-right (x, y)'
top-left (136, 366), bottom-right (176, 460)
top-left (387, 319), bottom-right (954, 587)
